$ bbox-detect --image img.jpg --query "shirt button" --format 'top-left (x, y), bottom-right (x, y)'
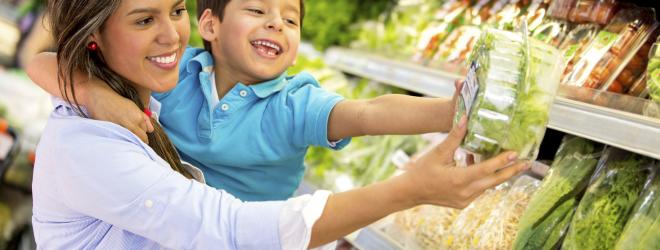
top-left (239, 90), bottom-right (248, 97)
top-left (144, 200), bottom-right (154, 208)
top-left (221, 104), bottom-right (230, 111)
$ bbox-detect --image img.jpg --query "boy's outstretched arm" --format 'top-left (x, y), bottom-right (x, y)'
top-left (328, 95), bottom-right (455, 141)
top-left (328, 80), bottom-right (463, 141)
top-left (26, 52), bottom-right (153, 143)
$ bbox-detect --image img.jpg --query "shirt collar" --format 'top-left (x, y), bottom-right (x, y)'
top-left (248, 72), bottom-right (288, 98)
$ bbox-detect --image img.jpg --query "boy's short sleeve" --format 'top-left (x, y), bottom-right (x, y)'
top-left (287, 73), bottom-right (351, 150)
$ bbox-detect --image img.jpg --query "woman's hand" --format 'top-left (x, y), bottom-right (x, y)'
top-left (86, 83), bottom-right (154, 143)
top-left (402, 115), bottom-right (529, 209)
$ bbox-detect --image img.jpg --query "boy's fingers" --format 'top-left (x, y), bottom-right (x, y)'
top-left (143, 114), bottom-right (155, 133)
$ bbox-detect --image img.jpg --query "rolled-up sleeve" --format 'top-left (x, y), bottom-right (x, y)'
top-left (54, 128), bottom-right (285, 249)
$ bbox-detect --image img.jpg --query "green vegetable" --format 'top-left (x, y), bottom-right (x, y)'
top-left (455, 28), bottom-right (563, 160)
top-left (513, 137), bottom-right (602, 250)
top-left (562, 152), bottom-right (651, 250)
top-left (648, 50), bottom-right (660, 102)
top-left (615, 172), bottom-right (660, 250)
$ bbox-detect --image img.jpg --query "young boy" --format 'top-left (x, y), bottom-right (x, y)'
top-left (29, 0), bottom-right (460, 201)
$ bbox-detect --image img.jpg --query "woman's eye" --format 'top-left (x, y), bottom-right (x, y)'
top-left (172, 7), bottom-right (187, 17)
top-left (137, 17), bottom-right (154, 26)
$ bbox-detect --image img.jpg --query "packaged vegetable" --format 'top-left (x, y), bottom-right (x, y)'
top-left (547, 0), bottom-right (576, 20)
top-left (513, 136), bottom-right (603, 250)
top-left (532, 18), bottom-right (571, 47)
top-left (648, 37), bottom-right (660, 102)
top-left (442, 184), bottom-right (511, 249)
top-left (603, 29), bottom-right (657, 94)
top-left (562, 148), bottom-right (653, 250)
top-left (410, 205), bottom-right (461, 249)
top-left (434, 26), bottom-right (482, 65)
top-left (615, 167), bottom-right (660, 250)
top-left (473, 175), bottom-right (541, 250)
top-left (568, 0), bottom-right (596, 23)
top-left (412, 0), bottom-right (470, 63)
top-left (454, 28), bottom-right (563, 160)
top-left (590, 0), bottom-right (620, 25)
top-left (560, 24), bottom-right (600, 71)
top-left (562, 8), bottom-right (658, 89)
top-left (520, 0), bottom-right (551, 33)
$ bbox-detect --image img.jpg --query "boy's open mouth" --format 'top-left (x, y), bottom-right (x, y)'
top-left (250, 39), bottom-right (283, 57)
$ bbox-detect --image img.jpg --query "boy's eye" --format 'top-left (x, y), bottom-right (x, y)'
top-left (285, 19), bottom-right (298, 26)
top-left (247, 8), bottom-right (265, 14)
top-left (136, 17), bottom-right (154, 26)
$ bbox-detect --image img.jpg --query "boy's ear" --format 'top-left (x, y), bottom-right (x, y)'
top-left (198, 9), bottom-right (218, 43)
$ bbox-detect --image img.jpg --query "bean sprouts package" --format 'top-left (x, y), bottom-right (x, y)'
top-left (411, 205), bottom-right (461, 249)
top-left (454, 27), bottom-right (563, 161)
top-left (562, 148), bottom-right (653, 250)
top-left (473, 175), bottom-right (541, 250)
top-left (513, 136), bottom-right (604, 250)
top-left (442, 184), bottom-right (511, 249)
top-left (615, 165), bottom-right (660, 250)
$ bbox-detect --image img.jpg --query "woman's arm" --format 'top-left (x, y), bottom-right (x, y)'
top-left (26, 52), bottom-right (153, 142)
top-left (310, 117), bottom-right (527, 247)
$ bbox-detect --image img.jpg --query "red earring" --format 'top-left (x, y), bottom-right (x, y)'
top-left (87, 41), bottom-right (98, 51)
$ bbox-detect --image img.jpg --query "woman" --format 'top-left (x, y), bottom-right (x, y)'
top-left (31, 0), bottom-right (528, 249)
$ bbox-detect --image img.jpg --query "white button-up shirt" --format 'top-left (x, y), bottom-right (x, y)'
top-left (32, 98), bottom-right (334, 249)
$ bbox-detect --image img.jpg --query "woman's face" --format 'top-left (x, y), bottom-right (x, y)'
top-left (96, 0), bottom-right (190, 93)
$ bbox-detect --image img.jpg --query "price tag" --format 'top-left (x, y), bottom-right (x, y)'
top-left (461, 61), bottom-right (480, 116)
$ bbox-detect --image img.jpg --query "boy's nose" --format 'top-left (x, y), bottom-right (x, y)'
top-left (266, 19), bottom-right (284, 32)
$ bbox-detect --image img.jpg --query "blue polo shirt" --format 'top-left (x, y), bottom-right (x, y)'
top-left (152, 48), bottom-right (350, 201)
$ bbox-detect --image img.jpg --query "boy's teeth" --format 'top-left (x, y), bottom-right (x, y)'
top-left (252, 40), bottom-right (281, 53)
top-left (149, 53), bottom-right (176, 64)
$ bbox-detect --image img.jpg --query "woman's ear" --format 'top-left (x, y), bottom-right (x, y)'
top-left (198, 9), bottom-right (218, 43)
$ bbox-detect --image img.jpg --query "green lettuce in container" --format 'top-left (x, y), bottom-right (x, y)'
top-left (513, 136), bottom-right (603, 250)
top-left (562, 149), bottom-right (652, 250)
top-left (648, 37), bottom-right (660, 102)
top-left (615, 167), bottom-right (660, 250)
top-left (454, 28), bottom-right (563, 160)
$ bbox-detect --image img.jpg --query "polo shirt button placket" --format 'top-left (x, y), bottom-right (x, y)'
top-left (239, 90), bottom-right (248, 97)
top-left (221, 103), bottom-right (230, 111)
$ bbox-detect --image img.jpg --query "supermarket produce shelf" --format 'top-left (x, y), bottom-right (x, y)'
top-left (324, 48), bottom-right (660, 160)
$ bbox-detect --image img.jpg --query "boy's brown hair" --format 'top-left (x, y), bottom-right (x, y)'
top-left (197, 0), bottom-right (305, 52)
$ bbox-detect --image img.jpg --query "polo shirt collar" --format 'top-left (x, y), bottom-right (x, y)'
top-left (248, 72), bottom-right (288, 98)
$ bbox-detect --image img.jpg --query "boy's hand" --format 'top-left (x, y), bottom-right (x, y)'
top-left (87, 83), bottom-right (154, 143)
top-left (449, 79), bottom-right (465, 127)
top-left (401, 115), bottom-right (529, 209)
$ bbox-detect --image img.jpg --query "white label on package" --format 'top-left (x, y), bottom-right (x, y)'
top-left (0, 133), bottom-right (13, 161)
top-left (462, 61), bottom-right (480, 116)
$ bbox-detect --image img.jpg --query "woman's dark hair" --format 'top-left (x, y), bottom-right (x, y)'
top-left (47, 0), bottom-right (193, 179)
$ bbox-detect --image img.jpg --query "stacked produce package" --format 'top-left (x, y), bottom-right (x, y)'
top-left (514, 136), bottom-right (604, 249)
top-left (614, 164), bottom-right (660, 250)
top-left (454, 28), bottom-right (563, 160)
top-left (562, 148), bottom-right (653, 250)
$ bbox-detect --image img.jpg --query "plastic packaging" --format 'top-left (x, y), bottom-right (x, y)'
top-left (521, 0), bottom-right (551, 32)
top-left (590, 0), bottom-right (620, 25)
top-left (513, 136), bottom-right (603, 250)
top-left (562, 8), bottom-right (659, 89)
top-left (410, 205), bottom-right (461, 249)
top-left (442, 184), bottom-right (511, 249)
top-left (603, 30), bottom-right (657, 94)
top-left (454, 28), bottom-right (563, 160)
top-left (568, 0), bottom-right (596, 23)
top-left (614, 167), bottom-right (660, 250)
top-left (547, 0), bottom-right (577, 20)
top-left (648, 37), bottom-right (660, 102)
top-left (413, 0), bottom-right (470, 63)
top-left (562, 148), bottom-right (653, 250)
top-left (532, 18), bottom-right (571, 47)
top-left (473, 175), bottom-right (541, 250)
top-left (434, 26), bottom-right (482, 65)
top-left (560, 24), bottom-right (600, 72)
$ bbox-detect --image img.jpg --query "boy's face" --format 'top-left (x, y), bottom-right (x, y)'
top-left (212, 0), bottom-right (301, 84)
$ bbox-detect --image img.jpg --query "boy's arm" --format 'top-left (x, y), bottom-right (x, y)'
top-left (328, 95), bottom-right (454, 141)
top-left (328, 81), bottom-right (462, 141)
top-left (26, 52), bottom-right (153, 143)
